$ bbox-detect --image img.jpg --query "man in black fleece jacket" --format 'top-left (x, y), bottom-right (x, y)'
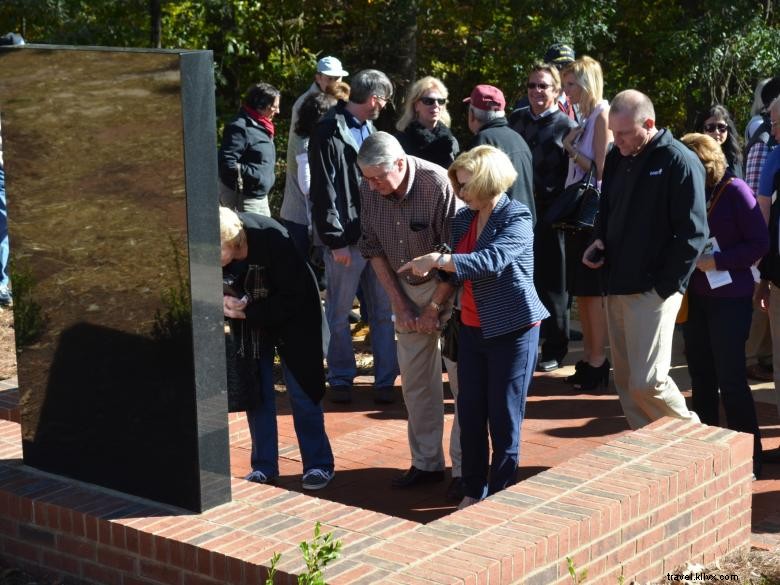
top-left (583, 90), bottom-right (708, 429)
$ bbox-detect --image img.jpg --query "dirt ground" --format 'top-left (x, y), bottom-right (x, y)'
top-left (0, 308), bottom-right (16, 380)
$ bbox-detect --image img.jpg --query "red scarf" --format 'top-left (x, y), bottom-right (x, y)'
top-left (243, 104), bottom-right (275, 138)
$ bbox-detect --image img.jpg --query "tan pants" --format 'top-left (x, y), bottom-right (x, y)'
top-left (396, 279), bottom-right (460, 473)
top-left (606, 290), bottom-right (700, 429)
top-left (766, 286), bottom-right (780, 416)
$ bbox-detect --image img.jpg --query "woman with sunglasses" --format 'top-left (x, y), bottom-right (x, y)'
top-left (395, 76), bottom-right (459, 170)
top-left (696, 105), bottom-right (743, 179)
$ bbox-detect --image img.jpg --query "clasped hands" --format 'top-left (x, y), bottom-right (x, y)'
top-left (223, 295), bottom-right (247, 319)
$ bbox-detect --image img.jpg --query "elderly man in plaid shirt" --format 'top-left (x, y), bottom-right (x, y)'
top-left (357, 131), bottom-right (463, 496)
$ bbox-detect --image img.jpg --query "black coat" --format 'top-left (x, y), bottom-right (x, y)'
top-left (395, 121), bottom-right (459, 170)
top-left (229, 213), bottom-right (326, 403)
top-left (468, 117), bottom-right (536, 224)
top-left (218, 109), bottom-right (276, 201)
top-left (308, 101), bottom-right (371, 249)
top-left (596, 129), bottom-right (709, 298)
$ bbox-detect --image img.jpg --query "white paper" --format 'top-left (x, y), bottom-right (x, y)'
top-left (702, 237), bottom-right (732, 289)
top-left (751, 265), bottom-right (761, 283)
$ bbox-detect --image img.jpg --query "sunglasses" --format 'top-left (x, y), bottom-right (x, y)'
top-left (527, 82), bottom-right (551, 90)
top-left (703, 123), bottom-right (728, 133)
top-left (419, 97), bottom-right (447, 106)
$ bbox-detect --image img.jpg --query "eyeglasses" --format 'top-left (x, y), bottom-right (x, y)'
top-left (527, 82), bottom-right (551, 90)
top-left (703, 123), bottom-right (728, 133)
top-left (362, 168), bottom-right (392, 184)
top-left (373, 95), bottom-right (391, 107)
top-left (419, 97), bottom-right (447, 106)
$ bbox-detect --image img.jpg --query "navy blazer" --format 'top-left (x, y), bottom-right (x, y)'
top-left (451, 195), bottom-right (549, 338)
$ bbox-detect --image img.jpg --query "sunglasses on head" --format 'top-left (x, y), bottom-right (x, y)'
top-left (703, 123), bottom-right (728, 133)
top-left (420, 97), bottom-right (447, 106)
top-left (527, 82), bottom-right (551, 90)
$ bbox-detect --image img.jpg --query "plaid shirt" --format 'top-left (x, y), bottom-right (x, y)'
top-left (745, 141), bottom-right (768, 196)
top-left (359, 156), bottom-right (457, 285)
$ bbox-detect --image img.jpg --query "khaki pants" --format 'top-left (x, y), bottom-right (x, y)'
top-left (606, 290), bottom-right (699, 429)
top-left (767, 286), bottom-right (780, 416)
top-left (396, 279), bottom-right (460, 473)
top-left (745, 288), bottom-right (772, 366)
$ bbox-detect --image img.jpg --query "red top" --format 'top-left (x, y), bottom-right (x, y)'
top-left (456, 216), bottom-right (481, 327)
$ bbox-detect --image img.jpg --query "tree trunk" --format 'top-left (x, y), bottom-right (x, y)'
top-left (150, 0), bottom-right (162, 48)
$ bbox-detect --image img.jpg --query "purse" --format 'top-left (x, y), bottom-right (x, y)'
top-left (544, 163), bottom-right (600, 232)
top-left (440, 308), bottom-right (460, 362)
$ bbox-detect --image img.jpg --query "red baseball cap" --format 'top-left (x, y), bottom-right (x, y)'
top-left (463, 84), bottom-right (506, 111)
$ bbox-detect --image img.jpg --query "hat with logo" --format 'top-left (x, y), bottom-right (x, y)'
top-left (463, 85), bottom-right (506, 112)
top-left (317, 56), bottom-right (348, 77)
top-left (543, 43), bottom-right (575, 68)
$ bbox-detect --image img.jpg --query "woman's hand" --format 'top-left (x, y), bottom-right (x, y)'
top-left (223, 295), bottom-right (247, 319)
top-left (695, 254), bottom-right (717, 272)
top-left (398, 253), bottom-right (438, 278)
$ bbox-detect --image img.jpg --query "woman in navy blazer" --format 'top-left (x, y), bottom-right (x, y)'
top-left (400, 146), bottom-right (549, 509)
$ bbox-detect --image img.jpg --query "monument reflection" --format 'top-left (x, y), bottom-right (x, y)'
top-left (0, 46), bottom-right (230, 512)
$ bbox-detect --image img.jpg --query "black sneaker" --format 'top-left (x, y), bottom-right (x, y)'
top-left (329, 385), bottom-right (353, 403)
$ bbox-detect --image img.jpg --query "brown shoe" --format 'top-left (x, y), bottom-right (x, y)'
top-left (747, 364), bottom-right (773, 382)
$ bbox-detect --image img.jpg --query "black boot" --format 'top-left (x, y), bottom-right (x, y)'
top-left (574, 359), bottom-right (610, 392)
top-left (566, 360), bottom-right (587, 384)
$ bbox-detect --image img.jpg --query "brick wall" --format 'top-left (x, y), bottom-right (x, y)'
top-left (0, 416), bottom-right (752, 584)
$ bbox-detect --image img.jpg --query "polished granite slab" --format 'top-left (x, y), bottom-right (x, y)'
top-left (0, 45), bottom-right (230, 512)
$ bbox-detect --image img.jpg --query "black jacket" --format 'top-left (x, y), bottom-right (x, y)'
top-left (468, 117), bottom-right (536, 223)
top-left (218, 109), bottom-right (276, 201)
top-left (395, 121), bottom-right (459, 170)
top-left (228, 213), bottom-right (326, 403)
top-left (760, 170), bottom-right (780, 286)
top-left (509, 107), bottom-right (577, 212)
top-left (596, 129), bottom-right (709, 298)
top-left (308, 101), bottom-right (373, 249)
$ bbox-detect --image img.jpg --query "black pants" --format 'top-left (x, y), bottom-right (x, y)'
top-left (533, 220), bottom-right (569, 361)
top-left (683, 293), bottom-right (762, 464)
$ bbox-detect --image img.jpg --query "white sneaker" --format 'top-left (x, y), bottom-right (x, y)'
top-left (302, 468), bottom-right (334, 490)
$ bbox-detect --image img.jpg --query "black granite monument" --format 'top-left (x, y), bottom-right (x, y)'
top-left (0, 45), bottom-right (231, 512)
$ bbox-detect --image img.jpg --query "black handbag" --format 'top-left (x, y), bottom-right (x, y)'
top-left (440, 309), bottom-right (460, 362)
top-left (543, 163), bottom-right (600, 232)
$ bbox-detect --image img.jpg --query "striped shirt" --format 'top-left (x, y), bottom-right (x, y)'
top-left (359, 156), bottom-right (457, 285)
top-left (745, 141), bottom-right (768, 196)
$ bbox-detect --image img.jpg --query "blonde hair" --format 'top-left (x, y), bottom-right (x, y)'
top-left (395, 76), bottom-right (451, 131)
top-left (448, 145), bottom-right (517, 202)
top-left (561, 56), bottom-right (604, 117)
top-left (219, 206), bottom-right (244, 247)
top-left (680, 133), bottom-right (726, 188)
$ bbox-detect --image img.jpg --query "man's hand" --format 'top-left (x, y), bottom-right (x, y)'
top-left (582, 239), bottom-right (606, 269)
top-left (393, 300), bottom-right (418, 333)
top-left (332, 247), bottom-right (352, 267)
top-left (757, 280), bottom-right (770, 312)
top-left (223, 295), bottom-right (247, 319)
top-left (416, 303), bottom-right (441, 334)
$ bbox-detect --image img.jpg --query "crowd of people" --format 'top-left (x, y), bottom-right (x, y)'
top-left (217, 48), bottom-right (780, 509)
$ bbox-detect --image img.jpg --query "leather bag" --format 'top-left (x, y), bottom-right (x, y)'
top-left (544, 163), bottom-right (600, 232)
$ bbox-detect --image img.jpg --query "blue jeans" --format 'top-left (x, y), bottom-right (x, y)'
top-left (246, 342), bottom-right (334, 477)
top-left (683, 293), bottom-right (761, 462)
top-left (0, 168), bottom-right (8, 287)
top-left (457, 323), bottom-right (539, 499)
top-left (323, 246), bottom-right (398, 388)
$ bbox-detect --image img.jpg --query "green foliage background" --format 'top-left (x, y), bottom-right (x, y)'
top-left (2, 0), bottom-right (779, 201)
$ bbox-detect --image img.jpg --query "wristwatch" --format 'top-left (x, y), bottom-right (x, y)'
top-left (429, 300), bottom-right (442, 312)
top-left (436, 253), bottom-right (447, 268)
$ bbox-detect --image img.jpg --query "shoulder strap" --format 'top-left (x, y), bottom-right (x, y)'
top-left (707, 177), bottom-right (734, 217)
